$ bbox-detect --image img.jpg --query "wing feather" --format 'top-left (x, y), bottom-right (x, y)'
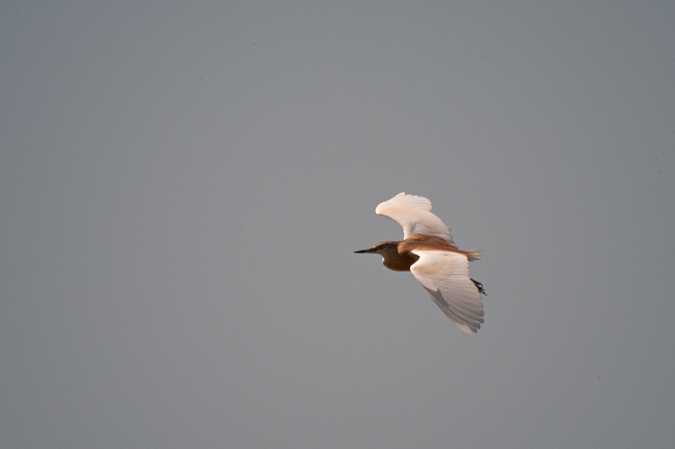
top-left (409, 250), bottom-right (484, 334)
top-left (375, 192), bottom-right (454, 243)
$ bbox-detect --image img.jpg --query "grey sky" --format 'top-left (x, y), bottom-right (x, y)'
top-left (1, 1), bottom-right (674, 448)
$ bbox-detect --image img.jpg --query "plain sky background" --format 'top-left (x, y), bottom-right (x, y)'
top-left (1, 1), bottom-right (674, 448)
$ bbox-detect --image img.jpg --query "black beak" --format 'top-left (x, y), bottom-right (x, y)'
top-left (354, 248), bottom-right (374, 254)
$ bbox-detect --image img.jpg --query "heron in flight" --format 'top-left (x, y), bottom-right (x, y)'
top-left (355, 192), bottom-right (486, 334)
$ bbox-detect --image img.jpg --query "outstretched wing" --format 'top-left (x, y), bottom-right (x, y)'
top-left (375, 192), bottom-right (454, 243)
top-left (409, 250), bottom-right (484, 334)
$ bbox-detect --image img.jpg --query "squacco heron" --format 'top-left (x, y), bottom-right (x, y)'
top-left (355, 192), bottom-right (486, 334)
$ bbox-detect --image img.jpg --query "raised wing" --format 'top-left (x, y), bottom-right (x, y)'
top-left (375, 192), bottom-right (454, 243)
top-left (409, 250), bottom-right (484, 334)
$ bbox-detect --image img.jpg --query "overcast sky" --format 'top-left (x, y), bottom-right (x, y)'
top-left (1, 1), bottom-right (674, 448)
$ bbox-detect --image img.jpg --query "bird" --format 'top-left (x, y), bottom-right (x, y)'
top-left (355, 192), bottom-right (486, 334)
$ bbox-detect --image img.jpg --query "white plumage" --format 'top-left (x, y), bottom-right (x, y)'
top-left (356, 192), bottom-right (485, 334)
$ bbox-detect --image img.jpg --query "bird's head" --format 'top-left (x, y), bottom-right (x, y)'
top-left (354, 241), bottom-right (400, 256)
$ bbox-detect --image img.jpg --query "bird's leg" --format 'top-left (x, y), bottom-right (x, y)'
top-left (471, 278), bottom-right (487, 296)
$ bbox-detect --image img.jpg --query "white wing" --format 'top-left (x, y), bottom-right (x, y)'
top-left (410, 250), bottom-right (484, 334)
top-left (375, 192), bottom-right (454, 243)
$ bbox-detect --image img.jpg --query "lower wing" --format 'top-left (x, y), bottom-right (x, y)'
top-left (409, 250), bottom-right (484, 334)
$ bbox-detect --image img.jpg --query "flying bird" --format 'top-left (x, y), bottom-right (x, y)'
top-left (355, 192), bottom-right (486, 334)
